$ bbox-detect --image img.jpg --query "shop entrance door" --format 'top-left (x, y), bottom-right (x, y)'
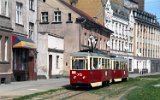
top-left (28, 57), bottom-right (35, 80)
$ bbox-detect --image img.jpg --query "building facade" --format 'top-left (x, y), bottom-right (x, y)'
top-left (12, 0), bottom-right (37, 81)
top-left (130, 8), bottom-right (160, 73)
top-left (37, 0), bottom-right (112, 78)
top-left (66, 0), bottom-right (105, 25)
top-left (0, 0), bottom-right (12, 83)
top-left (104, 0), bottom-right (134, 72)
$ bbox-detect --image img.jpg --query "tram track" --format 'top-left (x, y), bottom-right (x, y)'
top-left (31, 87), bottom-right (92, 100)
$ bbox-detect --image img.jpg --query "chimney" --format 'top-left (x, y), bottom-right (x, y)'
top-left (70, 0), bottom-right (78, 7)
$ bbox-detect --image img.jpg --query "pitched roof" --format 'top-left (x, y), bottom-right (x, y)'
top-left (59, 0), bottom-right (113, 34)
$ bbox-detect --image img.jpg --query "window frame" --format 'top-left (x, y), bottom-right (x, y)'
top-left (41, 12), bottom-right (48, 23)
top-left (53, 11), bottom-right (61, 23)
top-left (29, 22), bottom-right (34, 40)
top-left (16, 2), bottom-right (23, 25)
top-left (29, 0), bottom-right (34, 11)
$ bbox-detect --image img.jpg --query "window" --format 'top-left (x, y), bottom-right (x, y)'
top-left (56, 55), bottom-right (59, 69)
top-left (16, 2), bottom-right (23, 24)
top-left (4, 1), bottom-right (8, 16)
top-left (0, 0), bottom-right (1, 14)
top-left (29, 22), bottom-right (34, 40)
top-left (68, 13), bottom-right (72, 22)
top-left (4, 37), bottom-right (8, 61)
top-left (84, 33), bottom-right (87, 45)
top-left (100, 38), bottom-right (102, 49)
top-left (53, 11), bottom-right (61, 22)
top-left (0, 36), bottom-right (2, 61)
top-left (29, 0), bottom-right (34, 10)
top-left (119, 41), bottom-right (121, 51)
top-left (115, 40), bottom-right (117, 50)
top-left (41, 12), bottom-right (48, 23)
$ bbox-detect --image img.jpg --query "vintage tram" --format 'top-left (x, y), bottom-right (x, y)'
top-left (70, 52), bottom-right (128, 87)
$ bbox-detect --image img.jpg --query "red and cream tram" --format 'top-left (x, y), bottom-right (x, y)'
top-left (70, 52), bottom-right (128, 87)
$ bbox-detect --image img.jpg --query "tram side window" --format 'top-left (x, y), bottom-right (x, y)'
top-left (107, 59), bottom-right (110, 69)
top-left (85, 59), bottom-right (88, 70)
top-left (105, 59), bottom-right (108, 69)
top-left (98, 58), bottom-right (102, 69)
top-left (102, 58), bottom-right (105, 69)
top-left (114, 61), bottom-right (119, 69)
top-left (120, 62), bottom-right (123, 69)
top-left (72, 59), bottom-right (85, 69)
top-left (93, 58), bottom-right (98, 69)
top-left (124, 62), bottom-right (127, 70)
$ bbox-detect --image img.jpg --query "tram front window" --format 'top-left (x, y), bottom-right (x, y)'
top-left (72, 59), bottom-right (85, 69)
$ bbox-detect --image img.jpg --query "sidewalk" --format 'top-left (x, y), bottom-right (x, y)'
top-left (129, 72), bottom-right (160, 78)
top-left (0, 78), bottom-right (69, 97)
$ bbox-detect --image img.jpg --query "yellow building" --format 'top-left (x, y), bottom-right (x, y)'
top-left (66, 0), bottom-right (105, 25)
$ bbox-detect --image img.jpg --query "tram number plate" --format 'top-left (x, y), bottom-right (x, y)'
top-left (77, 73), bottom-right (82, 76)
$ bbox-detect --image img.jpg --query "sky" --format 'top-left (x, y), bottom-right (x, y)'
top-left (145, 0), bottom-right (160, 22)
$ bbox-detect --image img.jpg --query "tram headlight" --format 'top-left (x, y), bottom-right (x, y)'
top-left (73, 76), bottom-right (76, 79)
top-left (82, 76), bottom-right (86, 80)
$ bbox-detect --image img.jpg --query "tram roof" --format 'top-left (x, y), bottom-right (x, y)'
top-left (71, 52), bottom-right (109, 58)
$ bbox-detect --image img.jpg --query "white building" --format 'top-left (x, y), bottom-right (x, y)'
top-left (104, 0), bottom-right (134, 72)
top-left (37, 33), bottom-right (64, 79)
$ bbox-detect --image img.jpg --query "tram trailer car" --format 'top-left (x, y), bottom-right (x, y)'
top-left (70, 52), bottom-right (128, 88)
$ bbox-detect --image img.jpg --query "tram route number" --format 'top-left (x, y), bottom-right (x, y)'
top-left (77, 73), bottom-right (82, 76)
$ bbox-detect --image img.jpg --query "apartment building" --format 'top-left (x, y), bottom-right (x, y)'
top-left (0, 0), bottom-right (12, 83)
top-left (130, 9), bottom-right (160, 73)
top-left (104, 0), bottom-right (134, 72)
top-left (12, 0), bottom-right (37, 81)
top-left (37, 0), bottom-right (112, 78)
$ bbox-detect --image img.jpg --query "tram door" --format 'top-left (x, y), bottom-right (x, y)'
top-left (90, 57), bottom-right (101, 82)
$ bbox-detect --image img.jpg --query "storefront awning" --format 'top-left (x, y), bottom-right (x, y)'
top-left (12, 36), bottom-right (36, 49)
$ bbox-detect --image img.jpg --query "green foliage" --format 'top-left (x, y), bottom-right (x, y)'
top-left (126, 79), bottom-right (160, 100)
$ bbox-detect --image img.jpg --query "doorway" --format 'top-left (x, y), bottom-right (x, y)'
top-left (28, 57), bottom-right (35, 80)
top-left (49, 55), bottom-right (52, 78)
